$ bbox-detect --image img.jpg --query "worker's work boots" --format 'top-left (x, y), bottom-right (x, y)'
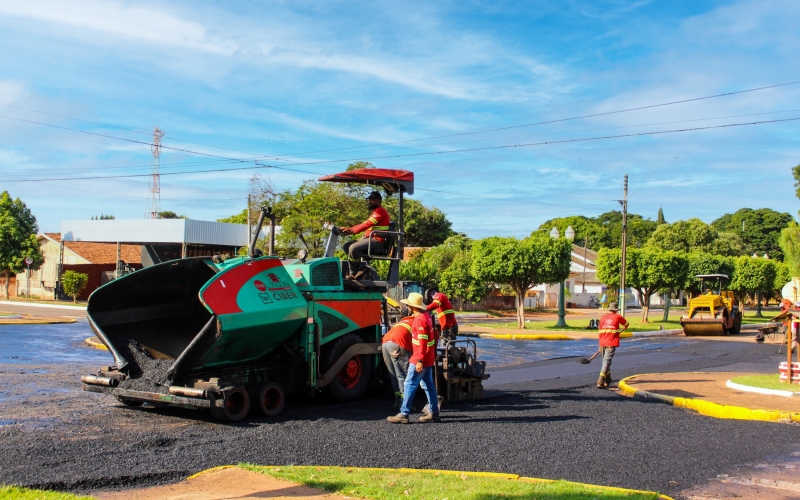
top-left (604, 372), bottom-right (612, 388)
top-left (596, 374), bottom-right (606, 389)
top-left (386, 413), bottom-right (409, 424)
top-left (419, 412), bottom-right (441, 423)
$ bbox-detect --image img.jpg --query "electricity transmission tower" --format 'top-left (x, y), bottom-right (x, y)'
top-left (146, 127), bottom-right (165, 219)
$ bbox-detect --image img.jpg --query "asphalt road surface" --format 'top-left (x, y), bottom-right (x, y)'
top-left (0, 323), bottom-right (797, 499)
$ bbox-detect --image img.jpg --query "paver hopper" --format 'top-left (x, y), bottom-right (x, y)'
top-left (680, 274), bottom-right (742, 336)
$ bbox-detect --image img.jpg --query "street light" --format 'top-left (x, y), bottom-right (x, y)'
top-left (551, 226), bottom-right (575, 328)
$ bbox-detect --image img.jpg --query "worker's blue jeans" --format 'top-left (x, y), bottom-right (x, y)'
top-left (400, 365), bottom-right (439, 416)
top-left (600, 346), bottom-right (616, 375)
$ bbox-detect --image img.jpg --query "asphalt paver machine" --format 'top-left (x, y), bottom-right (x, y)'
top-left (80, 169), bottom-right (487, 421)
top-left (680, 274), bottom-right (742, 336)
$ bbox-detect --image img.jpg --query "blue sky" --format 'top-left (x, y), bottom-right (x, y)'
top-left (0, 0), bottom-right (798, 237)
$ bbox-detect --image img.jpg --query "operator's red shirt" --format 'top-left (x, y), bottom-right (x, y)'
top-left (348, 206), bottom-right (391, 242)
top-left (425, 292), bottom-right (457, 329)
top-left (382, 316), bottom-right (414, 352)
top-left (598, 312), bottom-right (629, 347)
top-left (409, 312), bottom-right (436, 367)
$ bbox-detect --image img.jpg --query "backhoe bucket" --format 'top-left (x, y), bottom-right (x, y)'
top-left (87, 256), bottom-right (308, 390)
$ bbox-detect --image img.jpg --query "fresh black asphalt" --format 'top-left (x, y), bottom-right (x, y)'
top-left (1, 381), bottom-right (798, 498)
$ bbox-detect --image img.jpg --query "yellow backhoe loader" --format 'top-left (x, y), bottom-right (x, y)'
top-left (681, 274), bottom-right (742, 336)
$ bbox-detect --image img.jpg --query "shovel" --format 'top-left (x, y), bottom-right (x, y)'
top-left (577, 350), bottom-right (600, 364)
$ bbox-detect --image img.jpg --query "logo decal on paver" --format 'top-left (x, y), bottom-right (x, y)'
top-left (254, 280), bottom-right (267, 291)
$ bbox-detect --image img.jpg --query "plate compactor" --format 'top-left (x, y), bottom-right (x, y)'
top-left (680, 274), bottom-right (742, 336)
top-left (80, 169), bottom-right (488, 421)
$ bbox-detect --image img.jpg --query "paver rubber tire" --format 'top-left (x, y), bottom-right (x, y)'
top-left (733, 311), bottom-right (742, 334)
top-left (210, 387), bottom-right (250, 422)
top-left (252, 382), bottom-right (285, 417)
top-left (321, 333), bottom-right (373, 403)
top-left (116, 396), bottom-right (143, 407)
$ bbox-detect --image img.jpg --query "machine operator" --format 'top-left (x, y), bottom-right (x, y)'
top-left (339, 191), bottom-right (391, 280)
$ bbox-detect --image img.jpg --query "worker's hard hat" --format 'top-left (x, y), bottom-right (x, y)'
top-left (366, 191), bottom-right (382, 200)
top-left (400, 292), bottom-right (426, 310)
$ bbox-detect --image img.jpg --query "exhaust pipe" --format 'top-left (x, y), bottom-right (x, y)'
top-left (168, 386), bottom-right (207, 398)
top-left (249, 206), bottom-right (277, 257)
top-left (81, 375), bottom-right (119, 387)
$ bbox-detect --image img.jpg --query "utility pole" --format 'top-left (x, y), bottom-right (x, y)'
top-left (618, 175), bottom-right (628, 317)
top-left (247, 194), bottom-right (252, 243)
top-left (581, 237), bottom-right (589, 294)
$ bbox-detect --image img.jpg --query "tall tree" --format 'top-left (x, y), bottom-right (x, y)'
top-left (0, 192), bottom-right (44, 299)
top-left (596, 247), bottom-right (689, 322)
top-left (657, 207), bottom-right (666, 225)
top-left (780, 221), bottom-right (800, 277)
top-left (383, 197), bottom-right (454, 247)
top-left (711, 208), bottom-right (793, 260)
top-left (647, 218), bottom-right (743, 256)
top-left (439, 251), bottom-right (489, 309)
top-left (471, 235), bottom-right (571, 329)
top-left (595, 211), bottom-right (658, 249)
top-left (684, 252), bottom-right (735, 296)
top-left (730, 256), bottom-right (777, 316)
top-left (536, 216), bottom-right (607, 250)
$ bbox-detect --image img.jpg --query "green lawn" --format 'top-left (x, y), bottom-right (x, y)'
top-left (0, 486), bottom-right (92, 500)
top-left (243, 464), bottom-right (662, 500)
top-left (471, 311), bottom-right (775, 333)
top-left (730, 374), bottom-right (799, 392)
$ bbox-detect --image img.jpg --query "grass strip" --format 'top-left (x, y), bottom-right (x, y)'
top-left (242, 464), bottom-right (662, 500)
top-left (730, 374), bottom-right (798, 392)
top-left (0, 486), bottom-right (93, 500)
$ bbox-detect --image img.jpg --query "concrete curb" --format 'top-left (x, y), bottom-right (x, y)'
top-left (0, 300), bottom-right (87, 310)
top-left (478, 333), bottom-right (575, 340)
top-left (0, 317), bottom-right (78, 325)
top-left (188, 465), bottom-right (673, 500)
top-left (84, 337), bottom-right (108, 350)
top-left (726, 379), bottom-right (799, 398)
top-left (619, 374), bottom-right (800, 423)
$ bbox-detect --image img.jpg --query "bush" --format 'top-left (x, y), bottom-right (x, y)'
top-left (61, 271), bottom-right (89, 303)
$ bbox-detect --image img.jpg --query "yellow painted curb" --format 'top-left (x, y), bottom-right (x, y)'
top-left (186, 465), bottom-right (237, 480)
top-left (84, 336), bottom-right (108, 351)
top-left (479, 333), bottom-right (575, 340)
top-left (619, 374), bottom-right (800, 424)
top-left (251, 465), bottom-right (672, 498)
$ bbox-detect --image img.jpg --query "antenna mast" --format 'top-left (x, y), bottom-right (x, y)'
top-left (146, 127), bottom-right (165, 219)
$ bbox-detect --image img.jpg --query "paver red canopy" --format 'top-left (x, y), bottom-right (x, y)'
top-left (318, 169), bottom-right (414, 195)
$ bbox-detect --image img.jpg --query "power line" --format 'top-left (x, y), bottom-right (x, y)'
top-left (3, 116), bottom-right (798, 182)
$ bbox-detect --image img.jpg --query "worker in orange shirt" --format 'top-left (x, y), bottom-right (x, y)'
top-left (424, 288), bottom-right (458, 341)
top-left (382, 316), bottom-right (414, 410)
top-left (596, 302), bottom-right (629, 389)
top-left (339, 191), bottom-right (391, 279)
top-left (387, 293), bottom-right (440, 424)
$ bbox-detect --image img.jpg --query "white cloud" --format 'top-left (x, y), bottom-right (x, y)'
top-left (0, 80), bottom-right (27, 107)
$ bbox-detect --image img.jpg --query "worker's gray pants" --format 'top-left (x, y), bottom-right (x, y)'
top-left (600, 346), bottom-right (615, 375)
top-left (382, 341), bottom-right (410, 396)
top-left (344, 238), bottom-right (384, 261)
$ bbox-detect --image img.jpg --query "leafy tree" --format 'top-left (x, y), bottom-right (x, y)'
top-left (730, 256), bottom-right (776, 316)
top-left (0, 192), bottom-right (44, 299)
top-left (471, 235), bottom-right (571, 329)
top-left (157, 211), bottom-right (186, 219)
top-left (596, 247), bottom-right (689, 322)
top-left (91, 214), bottom-right (115, 220)
top-left (780, 221), bottom-right (800, 277)
top-left (595, 211), bottom-right (658, 249)
top-left (439, 251), bottom-right (489, 308)
top-left (793, 163), bottom-right (800, 200)
top-left (399, 249), bottom-right (439, 287)
top-left (711, 208), bottom-right (793, 261)
top-left (684, 252), bottom-right (735, 295)
top-left (771, 261), bottom-right (792, 302)
top-left (383, 198), bottom-right (453, 247)
top-left (647, 218), bottom-right (743, 256)
top-left (657, 207), bottom-right (666, 225)
top-left (217, 209), bottom-right (248, 224)
top-left (61, 270), bottom-right (89, 303)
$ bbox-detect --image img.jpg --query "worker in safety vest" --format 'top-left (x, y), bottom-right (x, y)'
top-left (596, 302), bottom-right (629, 389)
top-left (382, 316), bottom-right (414, 409)
top-left (424, 288), bottom-right (458, 341)
top-left (339, 191), bottom-right (391, 279)
top-left (387, 293), bottom-right (441, 424)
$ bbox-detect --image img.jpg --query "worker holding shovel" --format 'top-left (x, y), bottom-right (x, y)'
top-left (596, 302), bottom-right (629, 389)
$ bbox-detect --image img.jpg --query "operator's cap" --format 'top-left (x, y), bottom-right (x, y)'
top-left (400, 292), bottom-right (426, 311)
top-left (366, 191), bottom-right (382, 201)
top-left (607, 301), bottom-right (619, 312)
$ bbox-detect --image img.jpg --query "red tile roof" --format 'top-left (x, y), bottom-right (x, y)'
top-left (43, 233), bottom-right (141, 264)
